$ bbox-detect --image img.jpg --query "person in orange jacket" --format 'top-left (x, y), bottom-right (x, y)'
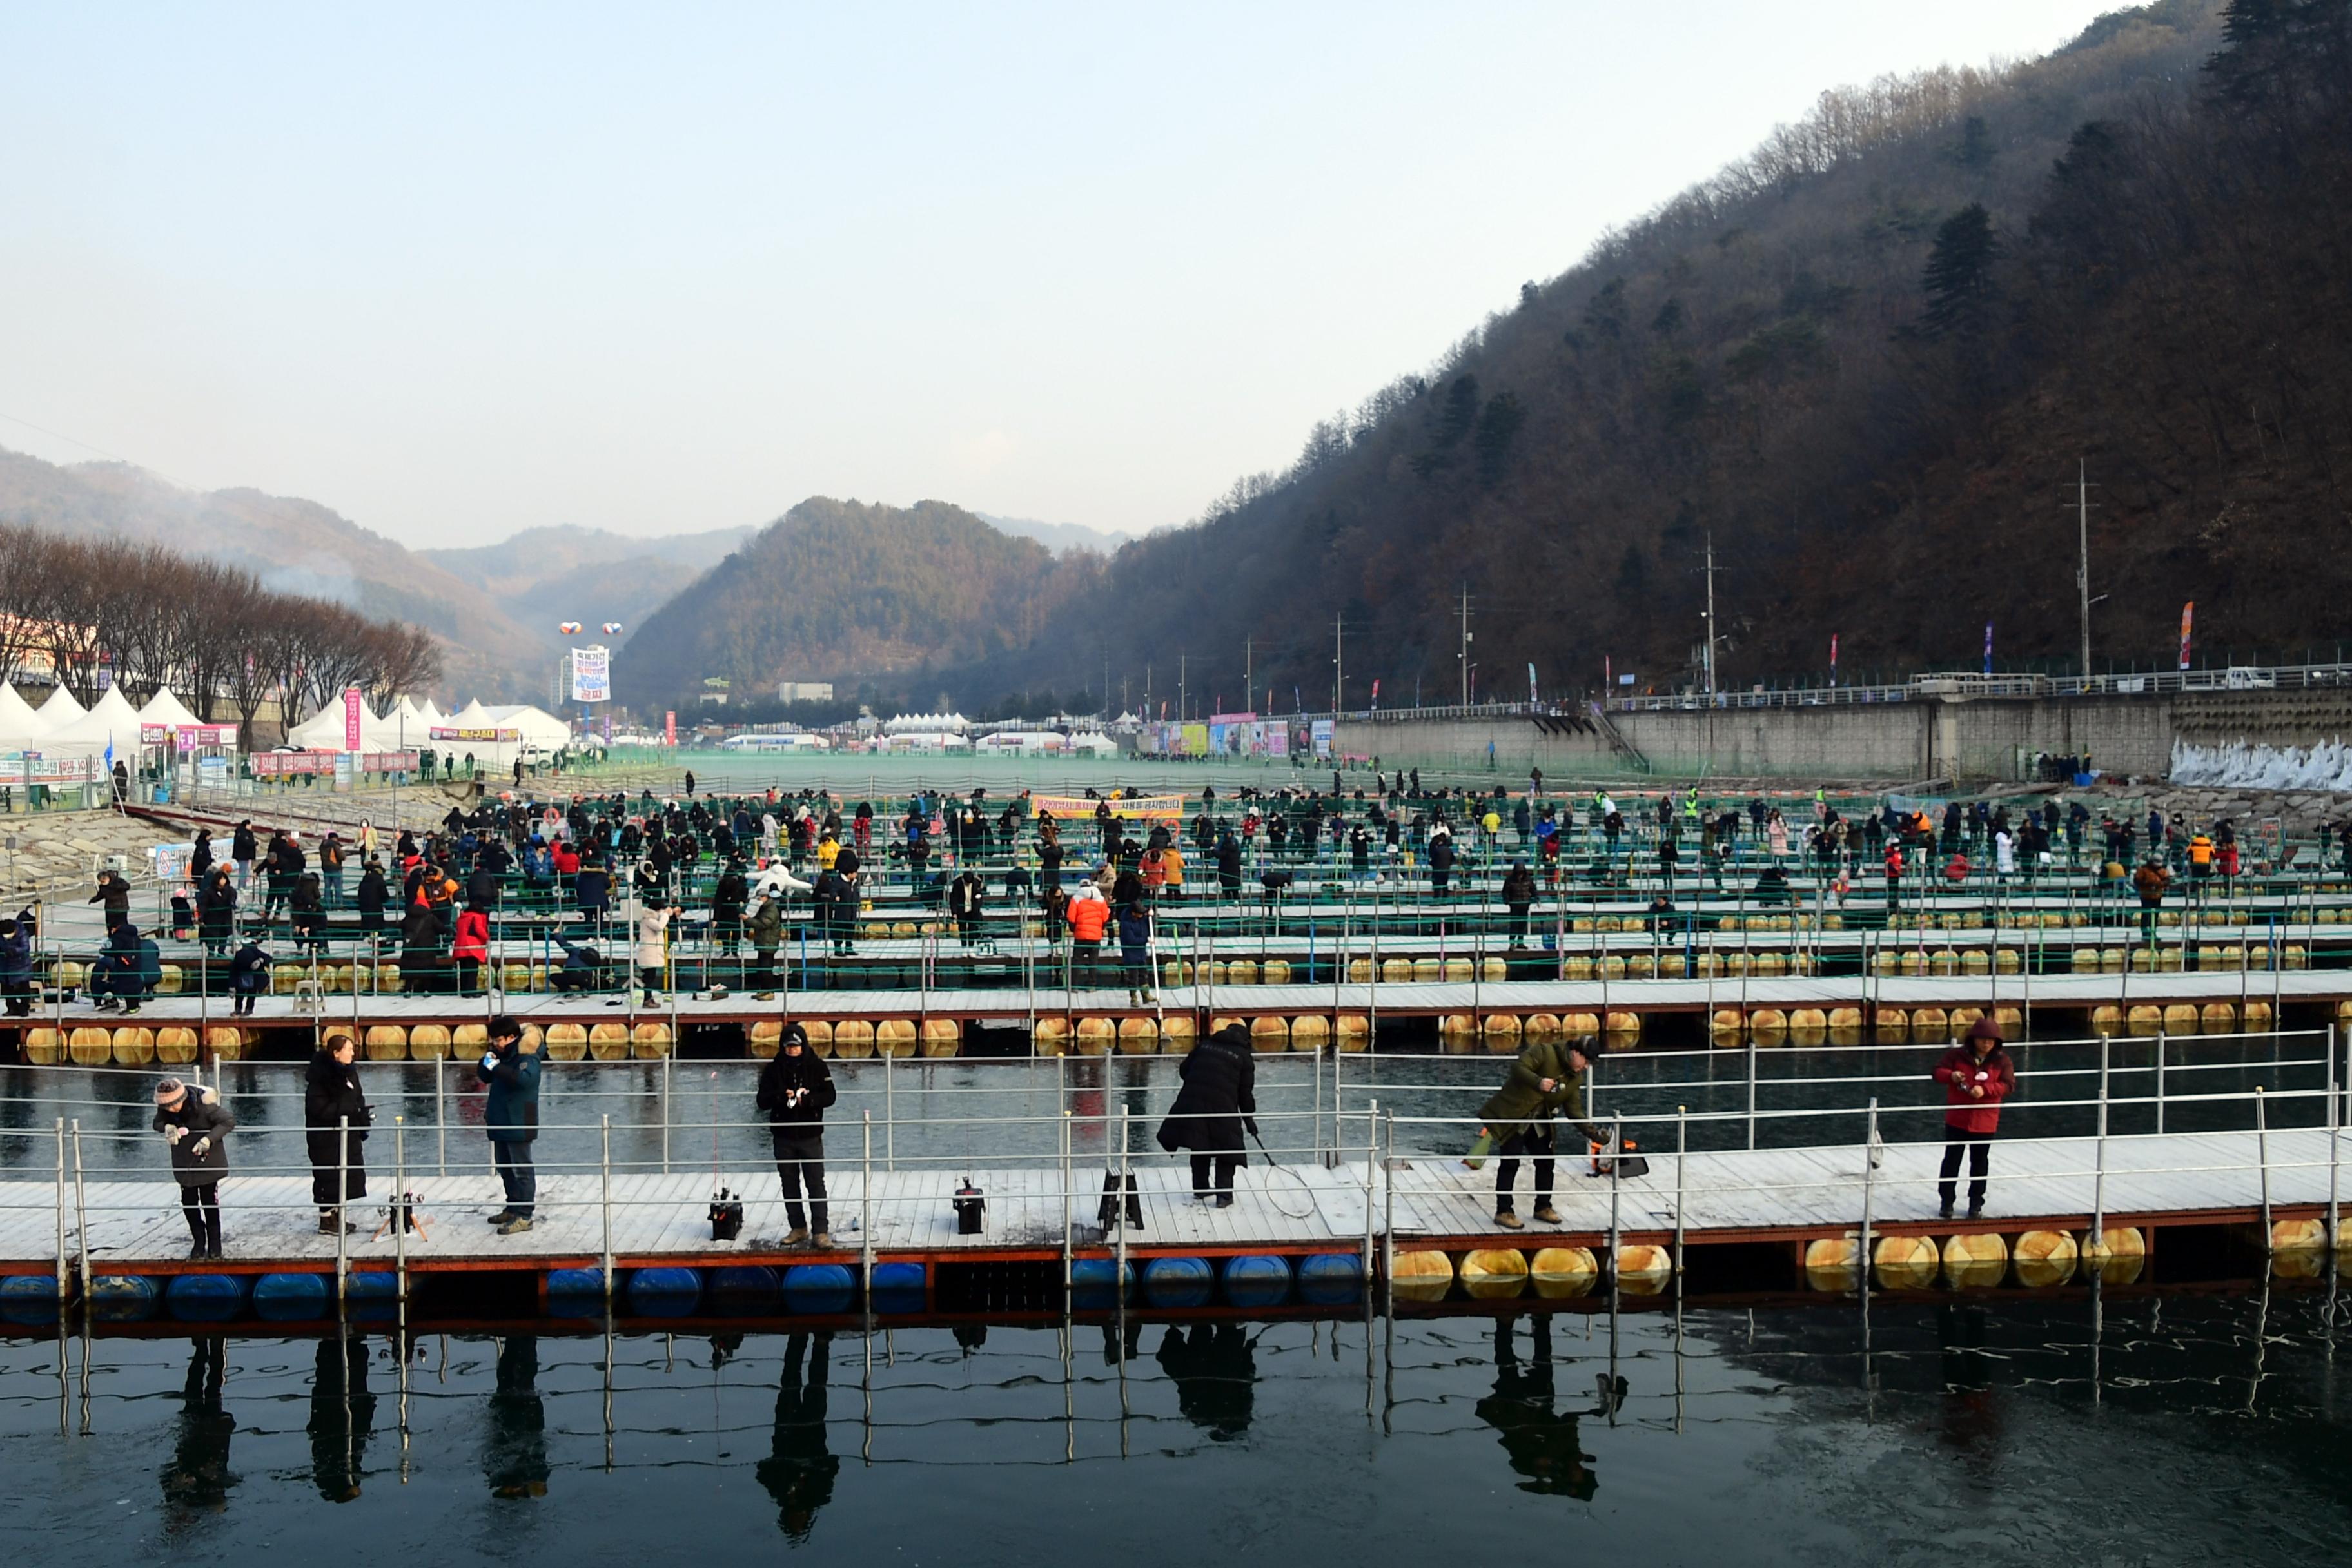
top-left (1067, 883), bottom-right (1110, 989)
top-left (1932, 1017), bottom-right (2016, 1218)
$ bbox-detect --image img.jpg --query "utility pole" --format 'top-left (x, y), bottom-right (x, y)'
top-left (1243, 639), bottom-right (1254, 714)
top-left (1458, 584), bottom-right (1473, 705)
top-left (1702, 533), bottom-right (1718, 699)
top-left (1179, 653), bottom-right (1187, 724)
top-left (1333, 614), bottom-right (1344, 715)
top-left (2075, 460), bottom-right (2098, 678)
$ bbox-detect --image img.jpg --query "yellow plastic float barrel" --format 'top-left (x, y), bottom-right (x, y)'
top-left (1942, 1231), bottom-right (2008, 1288)
top-left (1248, 1015), bottom-right (1289, 1054)
top-left (408, 1023), bottom-right (451, 1061)
top-left (155, 1026), bottom-right (200, 1065)
top-left (1459, 1248), bottom-right (1531, 1300)
top-left (1074, 1016), bottom-right (1115, 1055)
top-left (876, 1019), bottom-right (918, 1058)
top-left (1530, 1246), bottom-right (1598, 1298)
top-left (2012, 1230), bottom-right (2079, 1287)
top-left (1390, 1250), bottom-right (1455, 1301)
top-left (922, 1017), bottom-right (961, 1058)
top-left (1117, 1017), bottom-right (1158, 1055)
top-left (587, 1021), bottom-right (631, 1060)
top-left (1872, 1235), bottom-right (1939, 1289)
top-left (1289, 1015), bottom-right (1331, 1052)
top-left (545, 1022), bottom-right (590, 1061)
top-left (2082, 1226), bottom-right (2146, 1285)
top-left (110, 1026), bottom-right (155, 1066)
top-left (1614, 1244), bottom-right (1672, 1295)
top-left (631, 1021), bottom-right (673, 1059)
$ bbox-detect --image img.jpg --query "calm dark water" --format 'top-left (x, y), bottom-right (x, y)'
top-left (2, 1290), bottom-right (2349, 1564)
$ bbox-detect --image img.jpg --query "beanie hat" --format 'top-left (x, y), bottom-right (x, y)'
top-left (779, 1023), bottom-right (808, 1050)
top-left (154, 1077), bottom-right (186, 1105)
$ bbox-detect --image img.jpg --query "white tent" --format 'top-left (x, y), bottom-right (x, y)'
top-left (35, 687), bottom-right (85, 730)
top-left (380, 697), bottom-right (433, 747)
top-left (417, 700), bottom-right (447, 729)
top-left (136, 690), bottom-right (204, 730)
top-left (0, 685), bottom-right (54, 748)
top-left (427, 701), bottom-right (573, 767)
top-left (44, 686), bottom-right (144, 758)
top-left (284, 696), bottom-right (400, 752)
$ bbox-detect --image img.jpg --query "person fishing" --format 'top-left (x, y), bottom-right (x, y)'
top-left (1157, 1021), bottom-right (1257, 1207)
top-left (153, 1075), bottom-right (235, 1259)
top-left (1932, 1016), bottom-right (2015, 1219)
top-left (1473, 1035), bottom-right (1603, 1230)
top-left (756, 1023), bottom-right (837, 1246)
top-left (304, 1030), bottom-right (370, 1234)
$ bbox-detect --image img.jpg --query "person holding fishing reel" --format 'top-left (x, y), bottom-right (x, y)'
top-left (757, 1023), bottom-right (838, 1246)
top-left (1157, 1021), bottom-right (1258, 1207)
top-left (1468, 1035), bottom-right (1603, 1230)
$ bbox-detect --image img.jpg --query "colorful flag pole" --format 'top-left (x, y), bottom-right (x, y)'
top-left (2177, 602), bottom-right (2194, 671)
top-left (1982, 622), bottom-right (1994, 677)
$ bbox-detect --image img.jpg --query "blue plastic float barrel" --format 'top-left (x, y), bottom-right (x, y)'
top-left (166, 1273), bottom-right (248, 1322)
top-left (1296, 1252), bottom-right (1365, 1304)
top-left (343, 1271), bottom-right (400, 1299)
top-left (868, 1260), bottom-right (926, 1313)
top-left (1142, 1255), bottom-right (1214, 1307)
top-left (782, 1263), bottom-right (856, 1314)
top-left (627, 1266), bottom-right (704, 1315)
top-left (0, 1273), bottom-right (66, 1325)
top-left (708, 1265), bottom-right (782, 1307)
top-left (1221, 1254), bottom-right (1293, 1308)
top-left (253, 1272), bottom-right (330, 1321)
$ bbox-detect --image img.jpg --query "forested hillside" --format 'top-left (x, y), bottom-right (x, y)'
top-left (616, 498), bottom-right (1105, 708)
top-left (941, 0), bottom-right (2351, 712)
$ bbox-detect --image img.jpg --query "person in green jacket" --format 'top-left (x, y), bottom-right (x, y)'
top-left (1478, 1036), bottom-right (1603, 1229)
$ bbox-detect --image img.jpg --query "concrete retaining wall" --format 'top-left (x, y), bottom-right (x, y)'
top-left (1339, 688), bottom-right (2338, 783)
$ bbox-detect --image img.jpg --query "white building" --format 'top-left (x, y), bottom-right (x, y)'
top-left (777, 681), bottom-right (835, 703)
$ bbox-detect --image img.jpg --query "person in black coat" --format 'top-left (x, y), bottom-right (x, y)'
top-left (756, 1024), bottom-right (838, 1245)
top-left (154, 1076), bottom-right (236, 1259)
top-left (305, 1032), bottom-right (370, 1234)
top-left (1157, 1023), bottom-right (1258, 1204)
top-left (354, 859), bottom-right (390, 934)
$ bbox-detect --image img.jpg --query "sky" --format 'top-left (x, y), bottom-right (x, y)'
top-left (0, 2), bottom-right (2127, 550)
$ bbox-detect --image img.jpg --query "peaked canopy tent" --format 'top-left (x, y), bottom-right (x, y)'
top-left (0, 685), bottom-right (54, 749)
top-left (34, 687), bottom-right (86, 731)
top-left (425, 701), bottom-right (573, 768)
top-left (43, 687), bottom-right (145, 759)
top-left (135, 690), bottom-right (205, 730)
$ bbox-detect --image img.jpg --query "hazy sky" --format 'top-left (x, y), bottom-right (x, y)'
top-left (0, 2), bottom-right (2124, 549)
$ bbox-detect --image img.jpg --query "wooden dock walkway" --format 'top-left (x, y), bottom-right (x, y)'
top-left (3, 1125), bottom-right (2340, 1284)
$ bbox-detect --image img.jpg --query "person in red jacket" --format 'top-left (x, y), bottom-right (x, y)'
top-left (1932, 1016), bottom-right (2015, 1218)
top-left (453, 903), bottom-right (492, 997)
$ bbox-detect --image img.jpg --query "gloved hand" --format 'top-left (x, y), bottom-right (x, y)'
top-left (481, 1052), bottom-right (500, 1072)
top-left (164, 1125), bottom-right (186, 1144)
top-left (1243, 1117), bottom-right (1259, 1139)
top-left (190, 1137), bottom-right (211, 1158)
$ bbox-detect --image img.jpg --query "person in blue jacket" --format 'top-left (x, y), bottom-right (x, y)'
top-left (478, 1015), bottom-right (542, 1234)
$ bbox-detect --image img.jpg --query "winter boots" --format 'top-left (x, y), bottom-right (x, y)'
top-left (318, 1208), bottom-right (357, 1236)
top-left (1097, 1172), bottom-right (1144, 1230)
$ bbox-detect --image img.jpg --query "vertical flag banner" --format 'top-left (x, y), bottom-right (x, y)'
top-left (1604, 654), bottom-right (1612, 689)
top-left (1982, 622), bottom-right (1994, 676)
top-left (1370, 678), bottom-right (1380, 711)
top-left (2178, 602), bottom-right (2195, 671)
top-left (342, 687), bottom-right (363, 750)
top-left (1527, 662), bottom-right (1538, 705)
top-left (663, 710), bottom-right (676, 747)
top-left (1829, 634), bottom-right (1839, 685)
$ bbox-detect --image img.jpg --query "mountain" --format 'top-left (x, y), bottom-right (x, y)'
top-left (616, 497), bottom-right (1104, 709)
top-left (974, 513), bottom-right (1132, 556)
top-left (0, 447), bottom-right (545, 696)
top-left (422, 522), bottom-right (758, 662)
top-left (934, 0), bottom-right (2352, 709)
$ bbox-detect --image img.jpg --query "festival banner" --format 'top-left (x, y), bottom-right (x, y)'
top-left (343, 686), bottom-right (364, 750)
top-left (429, 726), bottom-right (522, 743)
top-left (1982, 622), bottom-right (1994, 677)
top-left (2177, 602), bottom-right (2194, 671)
top-left (1527, 663), bottom-right (1538, 705)
top-left (1829, 632), bottom-right (1839, 684)
top-left (569, 645), bottom-right (611, 703)
top-left (1311, 718), bottom-right (1335, 759)
top-left (1032, 794), bottom-right (1184, 821)
top-left (1180, 722), bottom-right (1208, 756)
top-left (139, 723), bottom-right (239, 749)
top-left (663, 710), bottom-right (677, 746)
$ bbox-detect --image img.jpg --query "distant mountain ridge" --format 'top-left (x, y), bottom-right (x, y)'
top-left (616, 496), bottom-right (1104, 707)
top-left (974, 513), bottom-right (1131, 556)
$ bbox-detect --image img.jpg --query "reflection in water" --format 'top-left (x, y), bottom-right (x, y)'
top-left (1155, 1324), bottom-right (1255, 1440)
top-left (1475, 1315), bottom-right (1595, 1499)
top-left (1935, 1302), bottom-right (2004, 1492)
top-left (307, 1332), bottom-right (377, 1502)
top-left (756, 1331), bottom-right (839, 1542)
top-left (485, 1335), bottom-right (550, 1500)
top-left (160, 1336), bottom-right (237, 1529)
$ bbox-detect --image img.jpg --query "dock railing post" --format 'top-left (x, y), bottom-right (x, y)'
top-left (1380, 1104), bottom-right (1394, 1311)
top-left (600, 1113), bottom-right (614, 1298)
top-left (1061, 1108), bottom-right (1073, 1294)
top-left (2329, 1034), bottom-right (2342, 1254)
top-left (1745, 1037), bottom-right (1758, 1151)
top-left (885, 1048), bottom-right (896, 1173)
top-left (1361, 1098), bottom-right (1378, 1278)
top-left (1674, 1104), bottom-right (1687, 1278)
top-left (2155, 1027), bottom-right (2168, 1135)
top-left (53, 1119), bottom-right (67, 1305)
top-left (393, 1115), bottom-right (409, 1303)
top-left (2093, 1037), bottom-right (2110, 1252)
top-left (1607, 1112), bottom-right (1623, 1286)
top-left (337, 1114), bottom-right (350, 1299)
top-left (861, 1109), bottom-right (875, 1288)
top-left (2255, 1085), bottom-right (2273, 1254)
top-left (70, 1121), bottom-right (88, 1297)
top-left (662, 1051), bottom-right (672, 1174)
top-left (1116, 1108), bottom-right (1131, 1287)
top-left (1857, 1099), bottom-right (1876, 1299)
top-left (435, 1062), bottom-right (446, 1177)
